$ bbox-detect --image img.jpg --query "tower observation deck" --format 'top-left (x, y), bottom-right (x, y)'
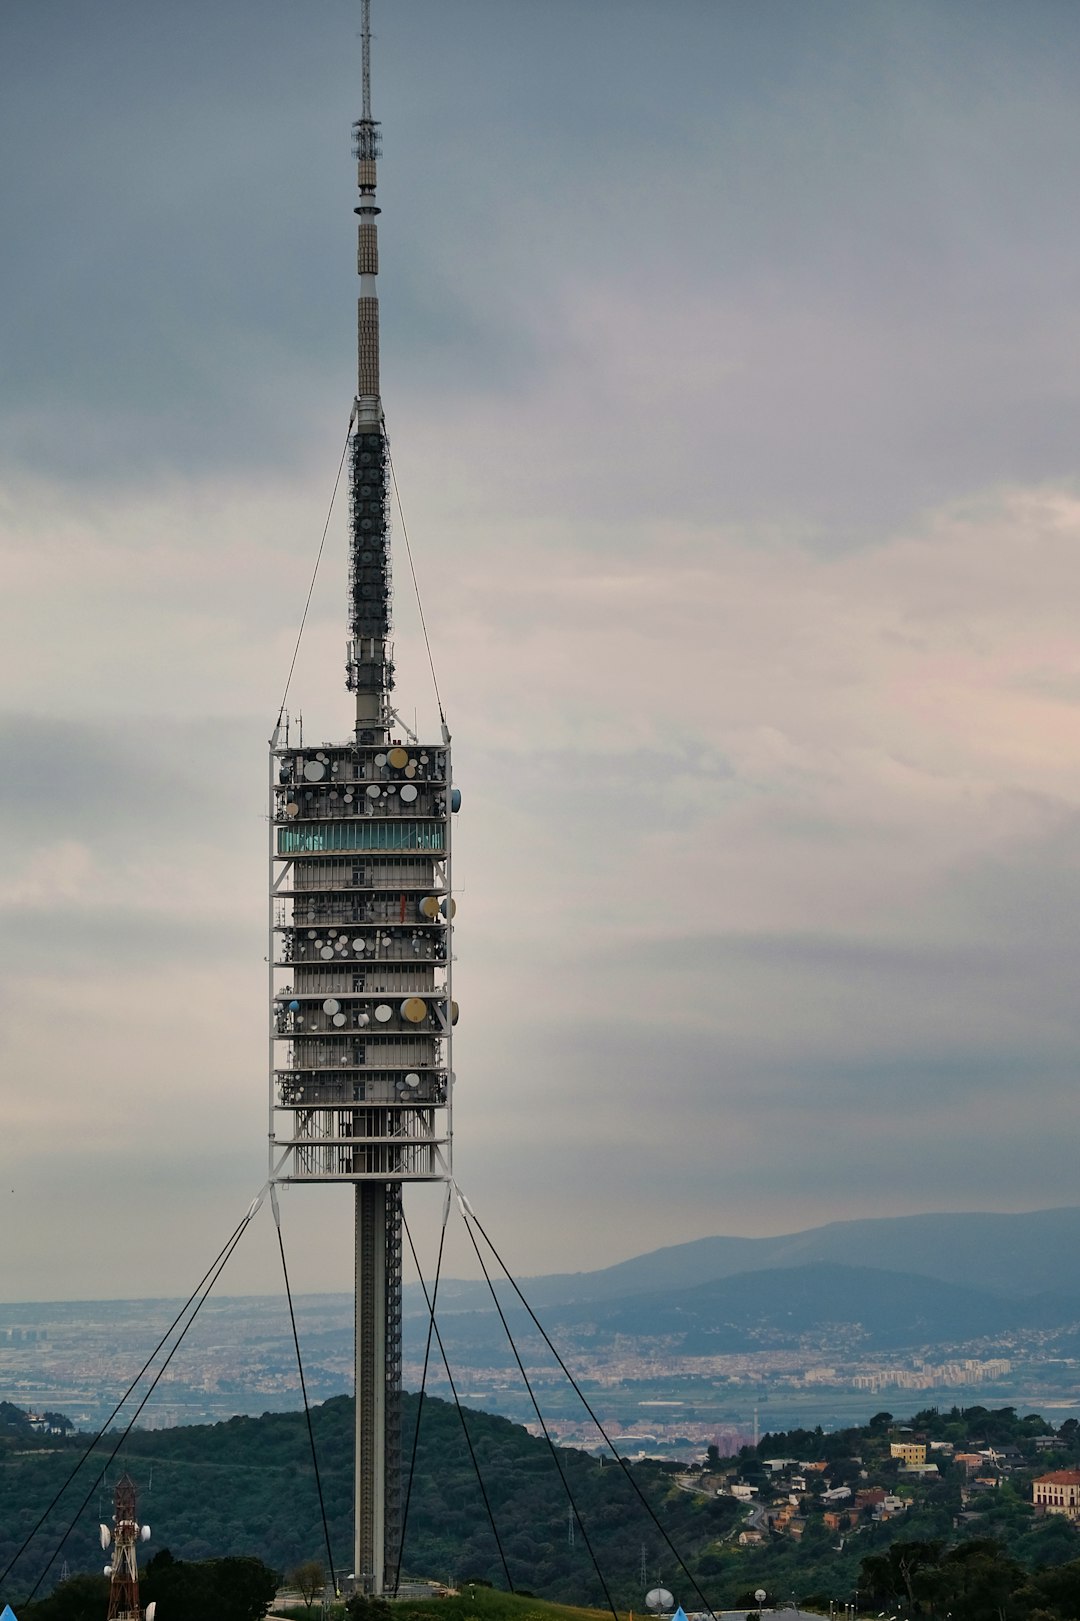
top-left (267, 2), bottom-right (456, 1592)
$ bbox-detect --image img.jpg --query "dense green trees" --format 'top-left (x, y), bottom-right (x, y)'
top-left (15, 1575), bottom-right (110, 1621)
top-left (14, 1554), bottom-right (278, 1621)
top-left (855, 1536), bottom-right (1080, 1621)
top-left (142, 1549), bottom-right (279, 1621)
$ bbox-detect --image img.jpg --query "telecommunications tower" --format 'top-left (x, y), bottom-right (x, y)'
top-left (100, 1475), bottom-right (154, 1621)
top-left (268, 0), bottom-right (456, 1593)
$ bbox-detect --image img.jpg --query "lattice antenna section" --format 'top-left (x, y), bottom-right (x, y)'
top-left (103, 1475), bottom-right (153, 1621)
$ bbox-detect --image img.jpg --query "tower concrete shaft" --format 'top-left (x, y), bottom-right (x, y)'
top-left (355, 1181), bottom-right (402, 1591)
top-left (268, 0), bottom-right (455, 1596)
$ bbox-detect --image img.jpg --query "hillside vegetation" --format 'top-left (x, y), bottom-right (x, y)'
top-left (6, 1398), bottom-right (1080, 1615)
top-left (0, 1393), bottom-right (734, 1609)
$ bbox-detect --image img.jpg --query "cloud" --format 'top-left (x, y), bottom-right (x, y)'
top-left (6, 1), bottom-right (1080, 1300)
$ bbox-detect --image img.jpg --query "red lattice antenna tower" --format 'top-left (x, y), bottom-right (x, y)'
top-left (102, 1474), bottom-right (153, 1621)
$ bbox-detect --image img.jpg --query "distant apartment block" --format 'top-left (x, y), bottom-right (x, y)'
top-left (890, 1440), bottom-right (928, 1465)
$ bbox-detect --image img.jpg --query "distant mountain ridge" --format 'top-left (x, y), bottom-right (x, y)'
top-left (416, 1206), bottom-right (1080, 1315)
top-left (545, 1262), bottom-right (1080, 1352)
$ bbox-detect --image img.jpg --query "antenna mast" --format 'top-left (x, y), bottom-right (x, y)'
top-left (361, 0), bottom-right (372, 123)
top-left (353, 0), bottom-right (382, 436)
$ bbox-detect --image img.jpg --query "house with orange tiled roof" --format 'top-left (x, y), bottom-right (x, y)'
top-left (1033, 1470), bottom-right (1080, 1520)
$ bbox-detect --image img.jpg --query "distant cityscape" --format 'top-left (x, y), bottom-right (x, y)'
top-left (3, 1292), bottom-right (1078, 1453)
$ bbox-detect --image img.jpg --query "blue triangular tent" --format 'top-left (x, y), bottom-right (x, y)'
top-left (3, 1604), bottom-right (20, 1621)
top-left (671, 1608), bottom-right (688, 1621)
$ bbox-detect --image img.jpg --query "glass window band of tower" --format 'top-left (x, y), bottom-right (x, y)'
top-left (279, 821), bottom-right (443, 853)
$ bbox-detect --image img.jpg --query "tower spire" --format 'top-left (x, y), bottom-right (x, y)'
top-left (361, 0), bottom-right (373, 123)
top-left (353, 0), bottom-right (382, 424)
top-left (347, 0), bottom-right (392, 736)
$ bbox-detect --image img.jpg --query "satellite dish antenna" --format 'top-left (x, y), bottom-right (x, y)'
top-left (755, 1591), bottom-right (767, 1606)
top-left (146, 1602), bottom-right (157, 1621)
top-left (646, 1592), bottom-right (673, 1613)
top-left (99, 1525), bottom-right (112, 1550)
top-left (141, 1524), bottom-right (151, 1541)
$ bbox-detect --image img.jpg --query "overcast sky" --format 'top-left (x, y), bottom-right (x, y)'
top-left (4, 0), bottom-right (1080, 1303)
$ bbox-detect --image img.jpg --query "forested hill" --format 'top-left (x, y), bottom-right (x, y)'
top-left (0, 1393), bottom-right (734, 1609)
top-left (7, 1398), bottom-right (1080, 1615)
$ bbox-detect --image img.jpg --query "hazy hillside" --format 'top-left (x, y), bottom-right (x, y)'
top-left (545, 1263), bottom-right (1077, 1351)
top-left (417, 1263), bottom-right (1080, 1366)
top-left (416, 1206), bottom-right (1080, 1315)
